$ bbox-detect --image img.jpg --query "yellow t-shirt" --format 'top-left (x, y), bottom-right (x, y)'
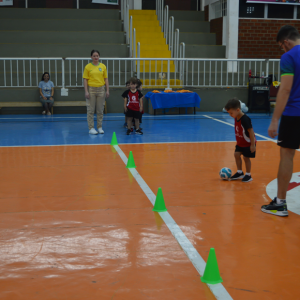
top-left (83, 62), bottom-right (108, 87)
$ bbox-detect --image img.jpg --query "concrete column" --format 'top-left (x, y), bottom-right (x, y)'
top-left (226, 0), bottom-right (239, 71)
top-left (131, 0), bottom-right (142, 9)
top-left (222, 16), bottom-right (227, 46)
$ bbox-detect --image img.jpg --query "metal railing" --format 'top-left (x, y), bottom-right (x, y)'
top-left (168, 16), bottom-right (174, 57)
top-left (121, 0), bottom-right (130, 45)
top-left (161, 6), bottom-right (181, 59)
top-left (0, 57), bottom-right (281, 89)
top-left (156, 0), bottom-right (164, 28)
top-left (0, 58), bottom-right (64, 88)
top-left (163, 5), bottom-right (169, 42)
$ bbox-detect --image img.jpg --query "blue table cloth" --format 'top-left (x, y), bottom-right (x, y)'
top-left (145, 92), bottom-right (201, 110)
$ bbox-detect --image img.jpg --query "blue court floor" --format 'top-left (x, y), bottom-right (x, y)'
top-left (0, 112), bottom-right (275, 147)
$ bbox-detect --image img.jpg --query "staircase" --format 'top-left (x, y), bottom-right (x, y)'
top-left (0, 8), bottom-right (130, 87)
top-left (129, 9), bottom-right (226, 88)
top-left (172, 11), bottom-right (226, 58)
top-left (130, 9), bottom-right (180, 87)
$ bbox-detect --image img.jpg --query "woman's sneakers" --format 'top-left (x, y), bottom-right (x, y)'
top-left (261, 197), bottom-right (288, 217)
top-left (89, 128), bottom-right (98, 135)
top-left (89, 128), bottom-right (104, 135)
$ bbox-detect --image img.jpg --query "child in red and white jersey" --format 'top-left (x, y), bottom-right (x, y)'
top-left (225, 98), bottom-right (257, 182)
top-left (123, 77), bottom-right (143, 135)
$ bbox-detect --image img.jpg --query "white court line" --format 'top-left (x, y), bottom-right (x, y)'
top-left (203, 115), bottom-right (277, 142)
top-left (0, 114), bottom-right (201, 120)
top-left (0, 140), bottom-right (237, 148)
top-left (114, 145), bottom-right (233, 300)
top-left (0, 114), bottom-right (272, 121)
top-left (203, 115), bottom-right (300, 151)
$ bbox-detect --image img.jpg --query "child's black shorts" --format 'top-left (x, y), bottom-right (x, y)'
top-left (126, 108), bottom-right (140, 119)
top-left (235, 145), bottom-right (256, 158)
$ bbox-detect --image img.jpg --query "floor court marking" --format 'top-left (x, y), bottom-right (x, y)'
top-left (0, 141), bottom-right (237, 148)
top-left (203, 114), bottom-right (300, 151)
top-left (0, 114), bottom-right (271, 121)
top-left (113, 145), bottom-right (233, 300)
top-left (0, 115), bottom-right (205, 120)
top-left (203, 115), bottom-right (277, 142)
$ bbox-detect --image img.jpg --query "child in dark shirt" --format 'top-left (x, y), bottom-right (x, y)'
top-left (123, 77), bottom-right (144, 135)
top-left (132, 79), bottom-right (144, 130)
top-left (225, 98), bottom-right (257, 182)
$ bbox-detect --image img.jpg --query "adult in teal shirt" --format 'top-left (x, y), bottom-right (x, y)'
top-left (39, 72), bottom-right (54, 115)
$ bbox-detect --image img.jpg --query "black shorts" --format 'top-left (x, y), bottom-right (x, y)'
top-left (126, 108), bottom-right (140, 119)
top-left (278, 115), bottom-right (300, 149)
top-left (235, 145), bottom-right (256, 158)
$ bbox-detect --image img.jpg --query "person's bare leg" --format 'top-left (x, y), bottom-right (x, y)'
top-left (277, 147), bottom-right (295, 199)
top-left (243, 156), bottom-right (251, 173)
top-left (134, 118), bottom-right (140, 130)
top-left (234, 152), bottom-right (242, 170)
top-left (127, 118), bottom-right (132, 130)
top-left (48, 100), bottom-right (54, 113)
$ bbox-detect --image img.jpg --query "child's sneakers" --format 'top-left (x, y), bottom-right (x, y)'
top-left (135, 129), bottom-right (143, 135)
top-left (261, 198), bottom-right (288, 217)
top-left (230, 172), bottom-right (244, 180)
top-left (242, 174), bottom-right (253, 182)
top-left (126, 129), bottom-right (131, 135)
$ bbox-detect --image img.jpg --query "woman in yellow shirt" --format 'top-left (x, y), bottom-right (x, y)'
top-left (83, 50), bottom-right (109, 134)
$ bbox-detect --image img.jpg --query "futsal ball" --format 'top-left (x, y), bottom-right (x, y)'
top-left (241, 103), bottom-right (249, 113)
top-left (219, 168), bottom-right (232, 180)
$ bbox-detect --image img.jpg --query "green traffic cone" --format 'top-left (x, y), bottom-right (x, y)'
top-left (152, 188), bottom-right (168, 212)
top-left (111, 132), bottom-right (118, 146)
top-left (126, 151), bottom-right (136, 168)
top-left (201, 248), bottom-right (223, 284)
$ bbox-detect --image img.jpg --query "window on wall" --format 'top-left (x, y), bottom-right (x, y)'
top-left (268, 4), bottom-right (294, 19)
top-left (239, 0), bottom-right (264, 18)
top-left (210, 0), bottom-right (227, 19)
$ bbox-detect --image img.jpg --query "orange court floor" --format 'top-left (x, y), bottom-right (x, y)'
top-left (0, 141), bottom-right (300, 300)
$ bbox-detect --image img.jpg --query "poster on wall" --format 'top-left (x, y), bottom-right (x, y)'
top-left (92, 0), bottom-right (118, 5)
top-left (0, 0), bottom-right (13, 6)
top-left (246, 0), bottom-right (300, 4)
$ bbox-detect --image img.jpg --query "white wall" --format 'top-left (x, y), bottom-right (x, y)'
top-left (129, 0), bottom-right (142, 9)
top-left (225, 0), bottom-right (239, 60)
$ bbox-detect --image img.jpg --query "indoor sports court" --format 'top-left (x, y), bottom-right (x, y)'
top-left (1, 112), bottom-right (300, 300)
top-left (1, 0), bottom-right (300, 298)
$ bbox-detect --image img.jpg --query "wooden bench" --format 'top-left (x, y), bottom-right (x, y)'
top-left (0, 101), bottom-right (107, 114)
